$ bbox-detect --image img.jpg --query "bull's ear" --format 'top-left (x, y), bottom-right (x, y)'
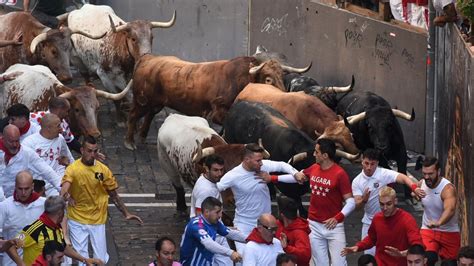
top-left (336, 115), bottom-right (344, 121)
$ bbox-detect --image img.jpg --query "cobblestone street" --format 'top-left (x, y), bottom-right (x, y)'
top-left (97, 100), bottom-right (424, 265)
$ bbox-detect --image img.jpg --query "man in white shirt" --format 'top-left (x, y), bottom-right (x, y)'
top-left (23, 113), bottom-right (74, 196)
top-left (0, 170), bottom-right (46, 266)
top-left (0, 125), bottom-right (61, 201)
top-left (216, 143), bottom-right (305, 254)
top-left (352, 148), bottom-right (426, 255)
top-left (190, 154), bottom-right (231, 266)
top-left (433, 0), bottom-right (457, 27)
top-left (6, 104), bottom-right (40, 142)
top-left (30, 97), bottom-right (81, 153)
top-left (242, 214), bottom-right (283, 266)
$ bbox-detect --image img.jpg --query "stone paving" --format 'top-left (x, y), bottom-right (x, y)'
top-left (96, 100), bottom-right (425, 265)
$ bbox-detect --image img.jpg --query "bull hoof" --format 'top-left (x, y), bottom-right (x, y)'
top-left (124, 140), bottom-right (137, 151)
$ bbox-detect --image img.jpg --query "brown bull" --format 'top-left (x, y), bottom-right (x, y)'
top-left (0, 12), bottom-right (104, 83)
top-left (235, 83), bottom-right (359, 154)
top-left (125, 54), bottom-right (310, 150)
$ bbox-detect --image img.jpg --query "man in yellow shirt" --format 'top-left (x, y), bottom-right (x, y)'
top-left (60, 136), bottom-right (143, 265)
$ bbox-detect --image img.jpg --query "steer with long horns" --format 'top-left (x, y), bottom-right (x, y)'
top-left (0, 64), bottom-right (131, 138)
top-left (68, 4), bottom-right (177, 124)
top-left (0, 12), bottom-right (106, 83)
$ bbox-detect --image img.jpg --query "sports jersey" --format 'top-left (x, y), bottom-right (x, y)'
top-left (0, 196), bottom-right (45, 266)
top-left (30, 111), bottom-right (74, 143)
top-left (303, 163), bottom-right (352, 222)
top-left (421, 178), bottom-right (459, 232)
top-left (217, 160), bottom-right (297, 230)
top-left (22, 133), bottom-right (74, 177)
top-left (352, 167), bottom-right (398, 224)
top-left (18, 215), bottom-right (66, 265)
top-left (180, 215), bottom-right (231, 266)
top-left (0, 145), bottom-right (61, 201)
top-left (62, 159), bottom-right (118, 224)
top-left (190, 175), bottom-right (221, 218)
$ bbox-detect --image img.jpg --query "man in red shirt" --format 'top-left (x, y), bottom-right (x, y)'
top-left (258, 139), bottom-right (355, 265)
top-left (341, 186), bottom-right (423, 265)
top-left (275, 196), bottom-right (311, 266)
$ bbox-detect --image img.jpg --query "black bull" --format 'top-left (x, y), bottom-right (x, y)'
top-left (224, 101), bottom-right (315, 217)
top-left (336, 91), bottom-right (415, 196)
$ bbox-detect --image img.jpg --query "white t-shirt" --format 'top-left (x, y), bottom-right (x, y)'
top-left (0, 146), bottom-right (61, 201)
top-left (242, 238), bottom-right (284, 266)
top-left (22, 132), bottom-right (74, 177)
top-left (352, 167), bottom-right (398, 224)
top-left (190, 175), bottom-right (222, 218)
top-left (19, 123), bottom-right (40, 143)
top-left (216, 160), bottom-right (297, 232)
top-left (30, 111), bottom-right (75, 143)
top-left (0, 196), bottom-right (46, 266)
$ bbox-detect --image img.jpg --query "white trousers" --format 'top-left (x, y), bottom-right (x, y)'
top-left (233, 222), bottom-right (254, 266)
top-left (213, 235), bottom-right (233, 266)
top-left (361, 222), bottom-right (376, 255)
top-left (68, 219), bottom-right (109, 265)
top-left (309, 220), bottom-right (347, 266)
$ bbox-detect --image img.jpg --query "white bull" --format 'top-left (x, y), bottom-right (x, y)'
top-left (67, 4), bottom-right (176, 124)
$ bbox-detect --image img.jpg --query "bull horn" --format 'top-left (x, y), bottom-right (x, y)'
top-left (392, 108), bottom-right (415, 121)
top-left (346, 112), bottom-right (366, 125)
top-left (281, 62), bottom-right (312, 73)
top-left (288, 152), bottom-right (308, 164)
top-left (56, 12), bottom-right (69, 22)
top-left (108, 15), bottom-right (117, 33)
top-left (71, 29), bottom-right (107, 40)
top-left (115, 23), bottom-right (130, 33)
top-left (96, 79), bottom-right (133, 101)
top-left (249, 62), bottom-right (266, 74)
top-left (58, 91), bottom-right (74, 99)
top-left (192, 140), bottom-right (203, 163)
top-left (150, 10), bottom-right (177, 28)
top-left (30, 32), bottom-right (48, 54)
top-left (329, 75), bottom-right (355, 93)
top-left (335, 149), bottom-right (360, 161)
top-left (257, 138), bottom-right (271, 159)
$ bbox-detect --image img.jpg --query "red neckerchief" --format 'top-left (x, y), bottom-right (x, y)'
top-left (245, 228), bottom-right (273, 245)
top-left (14, 191), bottom-right (40, 205)
top-left (39, 212), bottom-right (61, 230)
top-left (32, 254), bottom-right (48, 266)
top-left (19, 121), bottom-right (31, 136)
top-left (0, 137), bottom-right (17, 164)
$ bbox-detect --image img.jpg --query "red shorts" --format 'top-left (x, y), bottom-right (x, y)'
top-left (420, 229), bottom-right (460, 260)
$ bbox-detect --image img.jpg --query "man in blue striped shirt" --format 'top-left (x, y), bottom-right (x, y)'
top-left (180, 197), bottom-right (246, 266)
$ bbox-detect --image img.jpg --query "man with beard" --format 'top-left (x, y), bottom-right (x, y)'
top-left (341, 186), bottom-right (423, 265)
top-left (32, 241), bottom-right (65, 266)
top-left (419, 157), bottom-right (459, 266)
top-left (352, 148), bottom-right (425, 255)
top-left (60, 136), bottom-right (143, 265)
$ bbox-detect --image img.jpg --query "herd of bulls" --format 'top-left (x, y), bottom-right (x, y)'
top-left (0, 4), bottom-right (416, 213)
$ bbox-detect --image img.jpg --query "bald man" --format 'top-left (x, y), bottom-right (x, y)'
top-left (0, 125), bottom-right (61, 200)
top-left (23, 114), bottom-right (74, 196)
top-left (242, 214), bottom-right (284, 265)
top-left (0, 171), bottom-right (45, 266)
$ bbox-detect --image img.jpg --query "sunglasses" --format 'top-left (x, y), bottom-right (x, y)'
top-left (260, 224), bottom-right (278, 232)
